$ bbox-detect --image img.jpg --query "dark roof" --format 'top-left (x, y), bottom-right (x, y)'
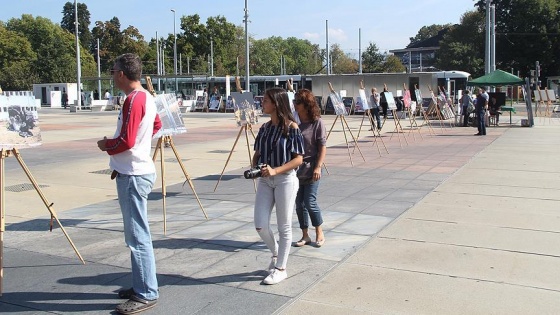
top-left (406, 28), bottom-right (449, 49)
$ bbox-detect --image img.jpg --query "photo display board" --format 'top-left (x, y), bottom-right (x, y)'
top-left (383, 92), bottom-right (396, 110)
top-left (356, 89), bottom-right (370, 112)
top-left (195, 95), bottom-right (206, 111)
top-left (0, 91), bottom-right (42, 149)
top-left (153, 93), bottom-right (187, 138)
top-left (225, 95), bottom-right (235, 112)
top-left (287, 91), bottom-right (300, 124)
top-left (403, 90), bottom-right (411, 109)
top-left (209, 95), bottom-right (222, 111)
top-left (329, 92), bottom-right (346, 115)
top-left (415, 89), bottom-right (423, 107)
top-left (231, 92), bottom-right (258, 126)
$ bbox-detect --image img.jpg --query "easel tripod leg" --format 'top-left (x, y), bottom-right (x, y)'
top-left (342, 116), bottom-right (366, 162)
top-left (159, 138), bottom-right (167, 234)
top-left (168, 138), bottom-right (208, 219)
top-left (214, 126), bottom-right (245, 192)
top-left (11, 149), bottom-right (85, 264)
top-left (243, 126), bottom-right (257, 192)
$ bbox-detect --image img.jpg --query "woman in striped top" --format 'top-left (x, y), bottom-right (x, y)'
top-left (252, 87), bottom-right (304, 285)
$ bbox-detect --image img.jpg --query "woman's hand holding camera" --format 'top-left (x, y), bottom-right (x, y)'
top-left (260, 164), bottom-right (277, 177)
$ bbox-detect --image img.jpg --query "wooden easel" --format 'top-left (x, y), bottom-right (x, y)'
top-left (214, 79), bottom-right (258, 192)
top-left (1, 148), bottom-right (85, 295)
top-left (355, 81), bottom-right (388, 156)
top-left (381, 84), bottom-right (408, 148)
top-left (414, 84), bottom-right (436, 135)
top-left (402, 83), bottom-right (423, 141)
top-left (326, 82), bottom-right (365, 166)
top-left (213, 123), bottom-right (257, 192)
top-left (534, 88), bottom-right (544, 117)
top-left (427, 85), bottom-right (447, 132)
top-left (146, 76), bottom-right (208, 235)
top-left (438, 86), bottom-right (455, 129)
top-left (537, 87), bottom-right (552, 124)
top-left (544, 88), bottom-right (559, 120)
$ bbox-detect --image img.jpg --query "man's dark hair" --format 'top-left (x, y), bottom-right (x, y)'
top-left (114, 53), bottom-right (142, 81)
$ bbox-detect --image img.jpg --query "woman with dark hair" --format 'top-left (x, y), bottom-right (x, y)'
top-left (252, 87), bottom-right (304, 285)
top-left (293, 88), bottom-right (327, 248)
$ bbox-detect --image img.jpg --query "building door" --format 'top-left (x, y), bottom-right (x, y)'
top-left (41, 87), bottom-right (47, 105)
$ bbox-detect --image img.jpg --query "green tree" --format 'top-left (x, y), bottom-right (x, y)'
top-left (284, 37), bottom-right (323, 75)
top-left (4, 14), bottom-right (96, 89)
top-left (435, 10), bottom-right (485, 77)
top-left (91, 17), bottom-right (148, 73)
top-left (408, 24), bottom-right (452, 47)
top-left (330, 44), bottom-right (358, 74)
top-left (0, 24), bottom-right (38, 90)
top-left (361, 42), bottom-right (384, 72)
top-left (475, 0), bottom-right (560, 77)
top-left (176, 14), bottom-right (246, 76)
top-left (250, 36), bottom-right (284, 75)
top-left (60, 2), bottom-right (92, 51)
top-left (379, 54), bottom-right (406, 73)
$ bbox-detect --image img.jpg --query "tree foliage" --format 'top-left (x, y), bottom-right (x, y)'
top-left (379, 55), bottom-right (406, 73)
top-left (91, 17), bottom-right (148, 73)
top-left (474, 0), bottom-right (560, 77)
top-left (435, 10), bottom-right (485, 77)
top-left (361, 42), bottom-right (384, 72)
top-left (329, 44), bottom-right (358, 74)
top-left (408, 24), bottom-right (452, 47)
top-left (1, 14), bottom-right (96, 90)
top-left (60, 2), bottom-right (92, 51)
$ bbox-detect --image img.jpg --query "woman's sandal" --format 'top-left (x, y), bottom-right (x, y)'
top-left (315, 238), bottom-right (325, 247)
top-left (294, 237), bottom-right (312, 247)
top-left (116, 295), bottom-right (157, 315)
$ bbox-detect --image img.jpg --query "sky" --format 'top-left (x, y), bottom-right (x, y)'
top-left (0, 0), bottom-right (479, 56)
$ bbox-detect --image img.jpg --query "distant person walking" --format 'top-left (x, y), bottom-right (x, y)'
top-left (380, 86), bottom-right (389, 119)
top-left (97, 53), bottom-right (162, 315)
top-left (293, 88), bottom-right (327, 248)
top-left (369, 87), bottom-right (382, 130)
top-left (460, 90), bottom-right (472, 127)
top-left (61, 89), bottom-right (68, 109)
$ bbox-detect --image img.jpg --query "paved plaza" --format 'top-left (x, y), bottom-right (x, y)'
top-left (1, 107), bottom-right (560, 314)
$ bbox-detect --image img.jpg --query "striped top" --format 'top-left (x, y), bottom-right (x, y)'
top-left (254, 121), bottom-right (304, 168)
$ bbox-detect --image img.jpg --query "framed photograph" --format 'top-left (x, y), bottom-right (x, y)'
top-left (153, 93), bottom-right (187, 138)
top-left (231, 92), bottom-right (258, 126)
top-left (1, 92), bottom-right (42, 149)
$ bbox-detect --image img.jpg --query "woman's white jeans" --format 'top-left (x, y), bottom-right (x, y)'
top-left (254, 170), bottom-right (299, 270)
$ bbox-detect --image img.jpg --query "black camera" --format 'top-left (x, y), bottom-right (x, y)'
top-left (244, 164), bottom-right (265, 179)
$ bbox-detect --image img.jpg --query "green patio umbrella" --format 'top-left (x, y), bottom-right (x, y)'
top-left (467, 69), bottom-right (524, 86)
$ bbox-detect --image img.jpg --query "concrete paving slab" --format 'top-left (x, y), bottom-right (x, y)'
top-left (401, 202), bottom-right (560, 232)
top-left (379, 218), bottom-right (560, 257)
top-left (288, 264), bottom-right (560, 315)
top-left (348, 237), bottom-right (560, 291)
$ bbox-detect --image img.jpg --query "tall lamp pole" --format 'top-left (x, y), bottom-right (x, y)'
top-left (171, 9), bottom-right (178, 92)
top-left (244, 0), bottom-right (250, 92)
top-left (74, 0), bottom-right (82, 109)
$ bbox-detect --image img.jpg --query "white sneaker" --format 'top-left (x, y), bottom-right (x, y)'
top-left (267, 257), bottom-right (277, 273)
top-left (263, 268), bottom-right (287, 285)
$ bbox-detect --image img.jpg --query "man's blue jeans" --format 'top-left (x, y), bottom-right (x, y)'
top-left (295, 179), bottom-right (324, 229)
top-left (116, 173), bottom-right (158, 301)
top-left (477, 109), bottom-right (486, 135)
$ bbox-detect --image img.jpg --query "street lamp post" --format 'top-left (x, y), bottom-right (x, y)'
top-left (171, 9), bottom-right (178, 92)
top-left (74, 0), bottom-right (82, 110)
